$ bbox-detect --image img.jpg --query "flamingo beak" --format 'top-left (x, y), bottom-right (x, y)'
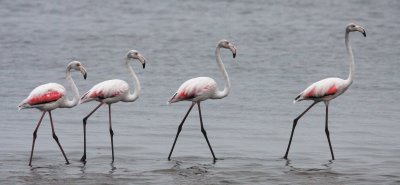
top-left (229, 45), bottom-right (237, 58)
top-left (357, 26), bottom-right (366, 37)
top-left (139, 55), bottom-right (146, 69)
top-left (80, 67), bottom-right (87, 80)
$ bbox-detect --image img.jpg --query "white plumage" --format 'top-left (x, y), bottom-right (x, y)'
top-left (295, 77), bottom-right (349, 103)
top-left (18, 83), bottom-right (66, 110)
top-left (168, 77), bottom-right (218, 104)
top-left (80, 79), bottom-right (130, 104)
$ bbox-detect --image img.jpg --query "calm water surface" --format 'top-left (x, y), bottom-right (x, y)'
top-left (1, 0), bottom-right (399, 184)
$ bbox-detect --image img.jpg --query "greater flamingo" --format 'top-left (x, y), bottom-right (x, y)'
top-left (283, 23), bottom-right (366, 160)
top-left (167, 39), bottom-right (236, 162)
top-left (79, 50), bottom-right (145, 163)
top-left (18, 61), bottom-right (87, 166)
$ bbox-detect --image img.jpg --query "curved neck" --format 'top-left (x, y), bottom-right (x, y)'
top-left (213, 46), bottom-right (230, 99)
top-left (345, 30), bottom-right (355, 85)
top-left (62, 70), bottom-right (80, 108)
top-left (123, 59), bottom-right (141, 102)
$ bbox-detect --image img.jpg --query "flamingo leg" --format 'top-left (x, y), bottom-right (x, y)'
top-left (325, 103), bottom-right (335, 160)
top-left (108, 104), bottom-right (115, 163)
top-left (197, 102), bottom-right (217, 162)
top-left (48, 111), bottom-right (69, 164)
top-left (29, 111), bottom-right (46, 166)
top-left (80, 102), bottom-right (103, 162)
top-left (168, 102), bottom-right (196, 160)
top-left (284, 101), bottom-right (318, 159)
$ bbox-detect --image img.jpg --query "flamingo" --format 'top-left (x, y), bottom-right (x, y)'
top-left (283, 23), bottom-right (366, 160)
top-left (18, 61), bottom-right (87, 166)
top-left (79, 50), bottom-right (145, 163)
top-left (167, 39), bottom-right (236, 162)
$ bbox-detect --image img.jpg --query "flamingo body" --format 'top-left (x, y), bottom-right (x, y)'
top-left (168, 77), bottom-right (218, 104)
top-left (283, 23), bottom-right (366, 160)
top-left (80, 79), bottom-right (130, 104)
top-left (167, 39), bottom-right (237, 161)
top-left (18, 83), bottom-right (66, 111)
top-left (79, 50), bottom-right (146, 163)
top-left (18, 61), bottom-right (87, 166)
top-left (295, 77), bottom-right (349, 102)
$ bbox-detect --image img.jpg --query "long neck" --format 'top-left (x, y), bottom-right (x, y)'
top-left (123, 60), bottom-right (141, 102)
top-left (62, 70), bottom-right (80, 108)
top-left (345, 30), bottom-right (355, 85)
top-left (213, 46), bottom-right (230, 99)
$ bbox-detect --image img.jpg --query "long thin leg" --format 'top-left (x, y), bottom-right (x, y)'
top-left (80, 102), bottom-right (103, 162)
top-left (29, 111), bottom-right (46, 166)
top-left (283, 101), bottom-right (318, 159)
top-left (48, 111), bottom-right (69, 164)
top-left (198, 102), bottom-right (217, 162)
top-left (168, 102), bottom-right (196, 160)
top-left (108, 104), bottom-right (115, 163)
top-left (325, 103), bottom-right (335, 160)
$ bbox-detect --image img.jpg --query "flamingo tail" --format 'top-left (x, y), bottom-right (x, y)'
top-left (80, 91), bottom-right (94, 104)
top-left (17, 102), bottom-right (46, 110)
top-left (17, 99), bottom-right (31, 110)
top-left (167, 93), bottom-right (178, 105)
top-left (293, 94), bottom-right (302, 104)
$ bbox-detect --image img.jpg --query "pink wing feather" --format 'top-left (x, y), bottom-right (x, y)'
top-left (168, 77), bottom-right (217, 104)
top-left (27, 91), bottom-right (63, 105)
top-left (80, 79), bottom-right (129, 103)
top-left (18, 83), bottom-right (65, 109)
top-left (295, 78), bottom-right (345, 102)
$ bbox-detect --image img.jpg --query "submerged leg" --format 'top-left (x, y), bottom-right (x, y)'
top-left (80, 102), bottom-right (103, 162)
top-left (283, 101), bottom-right (318, 159)
top-left (29, 111), bottom-right (46, 166)
top-left (198, 102), bottom-right (217, 162)
top-left (49, 111), bottom-right (69, 164)
top-left (325, 102), bottom-right (335, 160)
top-left (168, 102), bottom-right (196, 160)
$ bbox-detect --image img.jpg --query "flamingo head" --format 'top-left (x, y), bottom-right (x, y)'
top-left (218, 39), bottom-right (237, 58)
top-left (67, 61), bottom-right (87, 79)
top-left (126, 50), bottom-right (146, 69)
top-left (346, 23), bottom-right (366, 37)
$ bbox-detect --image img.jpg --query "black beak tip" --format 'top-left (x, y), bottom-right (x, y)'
top-left (233, 53), bottom-right (236, 58)
top-left (142, 63), bottom-right (146, 69)
top-left (83, 73), bottom-right (87, 80)
top-left (363, 32), bottom-right (366, 37)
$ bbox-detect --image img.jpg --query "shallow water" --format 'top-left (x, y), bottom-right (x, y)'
top-left (1, 0), bottom-right (400, 184)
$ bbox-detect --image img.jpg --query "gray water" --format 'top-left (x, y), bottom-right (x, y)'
top-left (1, 0), bottom-right (399, 184)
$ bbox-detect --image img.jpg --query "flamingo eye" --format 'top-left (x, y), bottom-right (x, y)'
top-left (223, 42), bottom-right (229, 47)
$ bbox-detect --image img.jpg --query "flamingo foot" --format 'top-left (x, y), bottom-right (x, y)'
top-left (80, 154), bottom-right (86, 162)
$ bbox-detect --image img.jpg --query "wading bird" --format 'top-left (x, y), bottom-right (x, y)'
top-left (167, 39), bottom-right (236, 162)
top-left (18, 61), bottom-right (87, 166)
top-left (79, 50), bottom-right (145, 163)
top-left (283, 23), bottom-right (366, 160)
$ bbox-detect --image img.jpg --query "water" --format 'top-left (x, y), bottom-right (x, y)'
top-left (1, 0), bottom-right (399, 184)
